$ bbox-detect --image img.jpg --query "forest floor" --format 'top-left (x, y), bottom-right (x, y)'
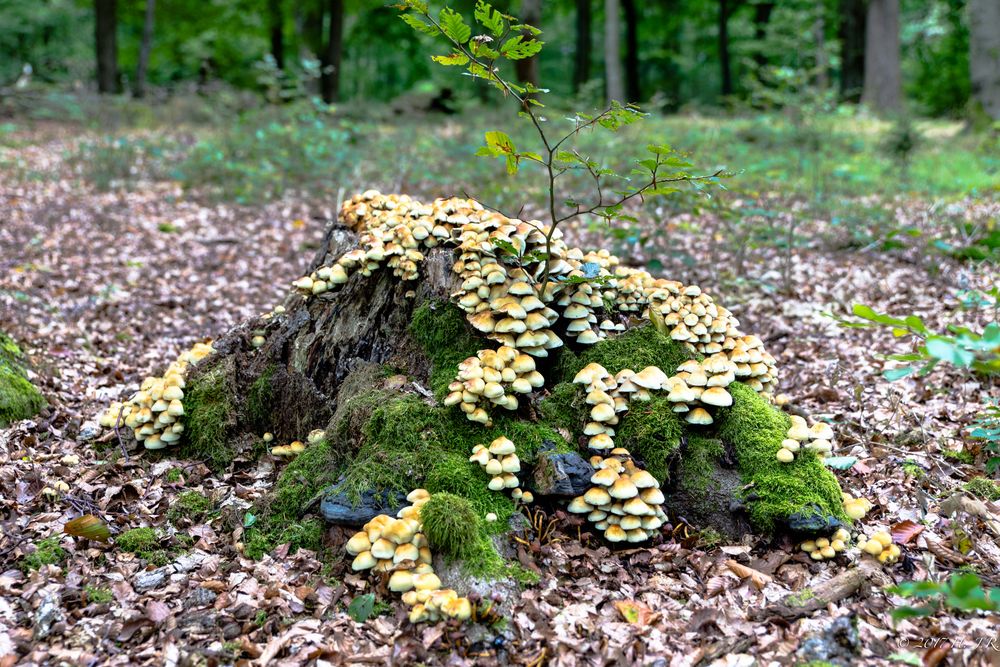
top-left (1, 113), bottom-right (1000, 666)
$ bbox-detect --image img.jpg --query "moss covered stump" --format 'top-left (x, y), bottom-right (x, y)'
top-left (0, 332), bottom-right (45, 427)
top-left (98, 192), bottom-right (856, 588)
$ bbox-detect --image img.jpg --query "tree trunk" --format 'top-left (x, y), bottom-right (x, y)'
top-left (133, 0), bottom-right (155, 99)
top-left (94, 0), bottom-right (118, 94)
top-left (862, 0), bottom-right (902, 112)
top-left (969, 0), bottom-right (1000, 120)
top-left (814, 13), bottom-right (829, 92)
top-left (269, 0), bottom-right (285, 70)
top-left (622, 0), bottom-right (640, 102)
top-left (320, 0), bottom-right (343, 103)
top-left (752, 2), bottom-right (774, 71)
top-left (604, 0), bottom-right (624, 102)
top-left (574, 0), bottom-right (592, 92)
top-left (515, 0), bottom-right (541, 91)
top-left (718, 0), bottom-right (732, 100)
top-left (839, 0), bottom-right (866, 103)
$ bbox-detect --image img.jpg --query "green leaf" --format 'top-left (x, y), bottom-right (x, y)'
top-left (500, 35), bottom-right (543, 60)
top-left (883, 366), bottom-right (916, 381)
top-left (823, 456), bottom-right (858, 469)
top-left (243, 512), bottom-right (257, 528)
top-left (399, 12), bottom-right (440, 36)
top-left (348, 593), bottom-right (376, 622)
top-left (439, 7), bottom-right (472, 43)
top-left (474, 1), bottom-right (505, 37)
top-left (925, 337), bottom-right (975, 367)
top-left (483, 130), bottom-right (516, 156)
top-left (432, 52), bottom-right (470, 66)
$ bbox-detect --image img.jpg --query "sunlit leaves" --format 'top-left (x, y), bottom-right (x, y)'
top-left (474, 1), bottom-right (505, 37)
top-left (431, 52), bottom-right (469, 66)
top-left (438, 7), bottom-right (471, 43)
top-left (399, 12), bottom-right (440, 36)
top-left (500, 35), bottom-right (543, 60)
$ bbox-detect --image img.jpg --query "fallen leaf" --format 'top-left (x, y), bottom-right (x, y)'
top-left (892, 519), bottom-right (925, 545)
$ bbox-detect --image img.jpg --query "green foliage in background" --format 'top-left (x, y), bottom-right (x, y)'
top-left (889, 572), bottom-right (1000, 621)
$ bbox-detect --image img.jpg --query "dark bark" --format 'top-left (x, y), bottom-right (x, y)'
top-left (573, 0), bottom-right (592, 92)
top-left (622, 0), bottom-right (640, 102)
top-left (133, 0), bottom-right (155, 99)
top-left (969, 0), bottom-right (1000, 120)
top-left (94, 0), bottom-right (118, 94)
top-left (320, 0), bottom-right (344, 103)
top-left (862, 0), bottom-right (902, 112)
top-left (718, 0), bottom-right (732, 99)
top-left (269, 0), bottom-right (285, 70)
top-left (839, 0), bottom-right (866, 102)
top-left (515, 0), bottom-right (541, 91)
top-left (752, 2), bottom-right (774, 70)
top-left (605, 0), bottom-right (624, 102)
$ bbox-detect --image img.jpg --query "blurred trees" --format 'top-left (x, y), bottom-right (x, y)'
top-left (0, 0), bottom-right (990, 119)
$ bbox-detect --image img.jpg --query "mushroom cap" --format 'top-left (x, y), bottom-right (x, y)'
top-left (685, 407), bottom-right (713, 425)
top-left (620, 515), bottom-right (643, 530)
top-left (393, 543), bottom-right (420, 564)
top-left (485, 458), bottom-right (503, 476)
top-left (787, 423), bottom-right (811, 441)
top-left (632, 366), bottom-right (668, 389)
top-left (630, 470), bottom-right (658, 489)
top-left (626, 529), bottom-right (648, 543)
top-left (414, 573), bottom-right (442, 591)
top-left (489, 436), bottom-right (516, 455)
top-left (573, 362), bottom-right (608, 386)
top-left (591, 403), bottom-right (616, 422)
top-left (591, 467), bottom-right (619, 486)
top-left (351, 551), bottom-right (377, 571)
top-left (586, 389), bottom-right (615, 406)
top-left (623, 497), bottom-right (652, 516)
top-left (567, 496), bottom-right (593, 513)
top-left (810, 422), bottom-right (835, 440)
top-left (371, 538), bottom-right (396, 560)
top-left (469, 448), bottom-right (491, 465)
top-left (346, 532), bottom-right (371, 555)
top-left (583, 487), bottom-right (612, 506)
top-left (588, 433), bottom-right (615, 450)
top-left (407, 488), bottom-right (430, 503)
top-left (604, 525), bottom-right (627, 542)
top-left (781, 439), bottom-right (800, 452)
top-left (389, 570), bottom-right (415, 592)
top-left (501, 454), bottom-right (521, 473)
top-left (487, 476), bottom-right (505, 491)
top-left (700, 386), bottom-right (733, 407)
top-left (776, 448), bottom-right (794, 463)
top-left (609, 476), bottom-right (638, 499)
top-left (640, 487), bottom-right (665, 505)
top-left (576, 329), bottom-right (600, 345)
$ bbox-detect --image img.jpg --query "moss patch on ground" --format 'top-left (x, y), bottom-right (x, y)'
top-left (717, 382), bottom-right (847, 533)
top-left (179, 363), bottom-right (236, 470)
top-left (677, 436), bottom-right (726, 493)
top-left (245, 364), bottom-right (276, 430)
top-left (409, 301), bottom-right (482, 399)
top-left (964, 476), bottom-right (1000, 501)
top-left (21, 536), bottom-right (66, 572)
top-left (167, 490), bottom-right (214, 524)
top-left (0, 332), bottom-right (45, 427)
top-left (420, 492), bottom-right (480, 559)
top-left (116, 527), bottom-right (174, 566)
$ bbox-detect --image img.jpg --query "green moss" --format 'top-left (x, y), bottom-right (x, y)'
top-left (420, 493), bottom-right (480, 559)
top-left (116, 527), bottom-right (159, 552)
top-left (902, 460), bottom-right (926, 479)
top-left (84, 585), bottom-right (113, 604)
top-left (270, 439), bottom-right (337, 517)
top-left (21, 536), bottom-right (66, 572)
top-left (410, 301), bottom-right (483, 398)
top-left (244, 517), bottom-right (324, 560)
top-left (964, 476), bottom-right (1000, 501)
top-left (717, 382), bottom-right (847, 533)
top-left (785, 587), bottom-right (816, 607)
top-left (246, 364), bottom-right (276, 429)
top-left (165, 467), bottom-right (183, 483)
top-left (678, 436), bottom-right (725, 493)
top-left (943, 448), bottom-right (974, 464)
top-left (167, 491), bottom-right (213, 524)
top-left (538, 381), bottom-right (584, 436)
top-left (616, 394), bottom-right (685, 481)
top-left (0, 332), bottom-right (45, 427)
top-left (180, 366), bottom-right (235, 470)
top-left (554, 325), bottom-right (694, 383)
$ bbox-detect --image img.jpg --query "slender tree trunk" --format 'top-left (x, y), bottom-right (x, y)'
top-left (320, 0), bottom-right (344, 103)
top-left (133, 0), bottom-right (155, 99)
top-left (814, 14), bottom-right (829, 92)
top-left (94, 0), bottom-right (118, 94)
top-left (622, 0), bottom-right (640, 102)
top-left (752, 2), bottom-right (774, 71)
top-left (574, 0), bottom-right (592, 92)
top-left (862, 0), bottom-right (902, 112)
top-left (515, 0), bottom-right (541, 90)
top-left (604, 0), bottom-right (624, 102)
top-left (969, 0), bottom-right (1000, 120)
top-left (269, 0), bottom-right (285, 69)
top-left (839, 0), bottom-right (866, 102)
top-left (718, 0), bottom-right (732, 99)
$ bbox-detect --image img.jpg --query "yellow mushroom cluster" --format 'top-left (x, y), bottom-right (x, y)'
top-left (97, 342), bottom-right (214, 450)
top-left (345, 489), bottom-right (474, 623)
top-left (270, 430), bottom-right (324, 458)
top-left (567, 447), bottom-right (667, 543)
top-left (858, 530), bottom-right (901, 564)
top-left (291, 193), bottom-right (783, 403)
top-left (842, 492), bottom-right (873, 521)
top-left (572, 363), bottom-right (640, 450)
top-left (469, 436), bottom-right (521, 493)
top-left (778, 416), bottom-right (836, 463)
top-left (800, 528), bottom-right (851, 560)
top-left (445, 347), bottom-right (544, 425)
top-left (666, 356), bottom-right (736, 425)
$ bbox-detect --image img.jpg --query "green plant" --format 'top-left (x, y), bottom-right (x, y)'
top-left (419, 492), bottom-right (480, 559)
top-left (964, 476), bottom-right (1000, 501)
top-left (347, 593), bottom-right (376, 622)
top-left (889, 572), bottom-right (1000, 621)
top-left (84, 585), bottom-right (113, 604)
top-left (969, 402), bottom-right (1000, 474)
top-left (21, 536), bottom-right (67, 572)
top-left (397, 1), bottom-right (723, 292)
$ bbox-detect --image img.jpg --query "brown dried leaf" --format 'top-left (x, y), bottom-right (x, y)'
top-left (725, 559), bottom-right (772, 591)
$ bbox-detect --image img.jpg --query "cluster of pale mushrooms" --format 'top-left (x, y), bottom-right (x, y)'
top-left (444, 348), bottom-right (544, 426)
top-left (567, 447), bottom-right (668, 543)
top-left (801, 527), bottom-right (901, 565)
top-left (97, 342), bottom-right (214, 450)
top-left (346, 489), bottom-right (475, 623)
top-left (777, 415), bottom-right (836, 463)
top-left (268, 428), bottom-right (326, 458)
top-left (468, 436), bottom-right (534, 503)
